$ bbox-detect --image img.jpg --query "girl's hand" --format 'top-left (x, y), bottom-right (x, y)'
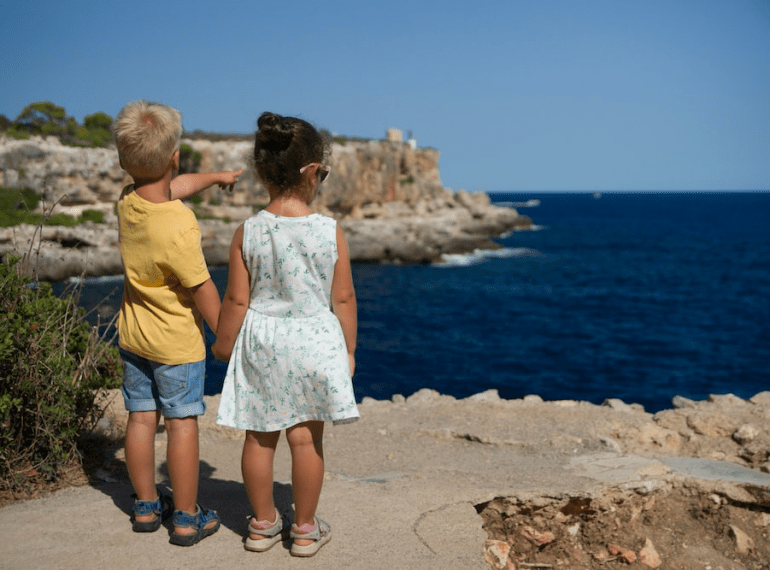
top-left (348, 354), bottom-right (356, 377)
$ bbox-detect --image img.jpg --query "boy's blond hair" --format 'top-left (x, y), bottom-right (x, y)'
top-left (113, 101), bottom-right (182, 178)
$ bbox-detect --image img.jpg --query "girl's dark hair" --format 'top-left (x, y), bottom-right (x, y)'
top-left (253, 112), bottom-right (329, 191)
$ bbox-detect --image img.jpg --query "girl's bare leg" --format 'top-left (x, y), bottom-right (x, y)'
top-left (242, 430), bottom-right (281, 527)
top-left (286, 421), bottom-right (325, 546)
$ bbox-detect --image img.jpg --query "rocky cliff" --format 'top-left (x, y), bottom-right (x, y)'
top-left (0, 135), bottom-right (532, 280)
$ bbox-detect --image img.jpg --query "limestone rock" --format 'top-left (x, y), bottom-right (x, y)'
top-left (521, 525), bottom-right (555, 546)
top-left (733, 424), bottom-right (760, 444)
top-left (686, 413), bottom-right (737, 437)
top-left (638, 538), bottom-right (662, 568)
top-left (728, 524), bottom-right (754, 554)
top-left (1, 135), bottom-right (533, 278)
top-left (483, 540), bottom-right (515, 570)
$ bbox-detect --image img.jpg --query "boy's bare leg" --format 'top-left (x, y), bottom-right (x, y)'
top-left (286, 421), bottom-right (325, 546)
top-left (165, 416), bottom-right (214, 534)
top-left (242, 430), bottom-right (281, 527)
top-left (125, 410), bottom-right (162, 523)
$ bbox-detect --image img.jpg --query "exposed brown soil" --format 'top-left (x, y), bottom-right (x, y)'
top-left (0, 459), bottom-right (88, 508)
top-left (479, 484), bottom-right (770, 569)
top-left (0, 432), bottom-right (120, 509)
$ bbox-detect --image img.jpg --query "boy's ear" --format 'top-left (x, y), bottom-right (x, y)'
top-left (171, 149), bottom-right (180, 172)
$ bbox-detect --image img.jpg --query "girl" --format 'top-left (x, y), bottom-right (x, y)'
top-left (213, 112), bottom-right (359, 557)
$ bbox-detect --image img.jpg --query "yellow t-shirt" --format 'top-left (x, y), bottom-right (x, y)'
top-left (117, 186), bottom-right (211, 364)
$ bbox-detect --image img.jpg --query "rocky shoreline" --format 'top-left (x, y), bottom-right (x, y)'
top-left (0, 135), bottom-right (532, 280)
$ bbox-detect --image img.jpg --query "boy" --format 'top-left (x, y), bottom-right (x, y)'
top-left (113, 100), bottom-right (241, 546)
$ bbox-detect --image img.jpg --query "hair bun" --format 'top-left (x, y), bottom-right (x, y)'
top-left (257, 112), bottom-right (293, 152)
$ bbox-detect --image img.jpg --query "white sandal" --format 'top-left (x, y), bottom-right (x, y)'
top-left (245, 508), bottom-right (285, 552)
top-left (290, 517), bottom-right (332, 557)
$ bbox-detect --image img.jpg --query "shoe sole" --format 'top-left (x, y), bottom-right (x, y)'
top-left (290, 533), bottom-right (332, 557)
top-left (132, 517), bottom-right (162, 533)
top-left (245, 532), bottom-right (284, 552)
top-left (170, 521), bottom-right (220, 547)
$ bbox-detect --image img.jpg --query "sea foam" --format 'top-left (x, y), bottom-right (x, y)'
top-left (436, 247), bottom-right (540, 267)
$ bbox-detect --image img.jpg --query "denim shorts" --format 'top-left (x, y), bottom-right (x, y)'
top-left (120, 349), bottom-right (206, 418)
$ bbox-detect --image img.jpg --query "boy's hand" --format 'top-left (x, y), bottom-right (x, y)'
top-left (218, 169), bottom-right (244, 194)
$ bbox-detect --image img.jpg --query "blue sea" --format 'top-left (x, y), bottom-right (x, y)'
top-left (60, 192), bottom-right (770, 413)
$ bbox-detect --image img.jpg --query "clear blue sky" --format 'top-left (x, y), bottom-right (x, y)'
top-left (2, 0), bottom-right (769, 192)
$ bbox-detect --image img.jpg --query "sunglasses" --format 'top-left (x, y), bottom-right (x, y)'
top-left (299, 163), bottom-right (331, 183)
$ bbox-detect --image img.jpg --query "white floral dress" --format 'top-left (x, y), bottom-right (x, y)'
top-left (216, 211), bottom-right (359, 432)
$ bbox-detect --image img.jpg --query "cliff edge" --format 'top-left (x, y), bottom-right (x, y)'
top-left (0, 135), bottom-right (532, 280)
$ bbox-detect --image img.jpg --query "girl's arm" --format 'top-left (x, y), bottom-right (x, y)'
top-left (331, 224), bottom-right (357, 375)
top-left (170, 169), bottom-right (244, 201)
top-left (211, 224), bottom-right (250, 361)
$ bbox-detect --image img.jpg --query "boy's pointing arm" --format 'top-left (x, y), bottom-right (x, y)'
top-left (170, 169), bottom-right (244, 201)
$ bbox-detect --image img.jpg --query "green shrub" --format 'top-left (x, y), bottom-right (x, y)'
top-left (0, 187), bottom-right (42, 227)
top-left (80, 113), bottom-right (113, 148)
top-left (179, 144), bottom-right (202, 174)
top-left (0, 256), bottom-right (122, 491)
top-left (83, 113), bottom-right (112, 131)
top-left (6, 128), bottom-right (30, 140)
top-left (77, 210), bottom-right (104, 224)
top-left (74, 125), bottom-right (91, 142)
top-left (0, 186), bottom-right (39, 212)
top-left (0, 188), bottom-right (97, 228)
top-left (45, 213), bottom-right (77, 227)
top-left (16, 102), bottom-right (66, 135)
top-left (188, 194), bottom-right (203, 205)
top-left (10, 103), bottom-right (114, 148)
top-left (87, 128), bottom-right (112, 148)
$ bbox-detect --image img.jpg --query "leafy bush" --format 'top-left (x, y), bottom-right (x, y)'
top-left (0, 256), bottom-right (122, 491)
top-left (78, 210), bottom-right (104, 224)
top-left (16, 102), bottom-right (66, 136)
top-left (6, 128), bottom-right (30, 140)
top-left (8, 102), bottom-right (114, 148)
top-left (0, 187), bottom-right (104, 228)
top-left (179, 143), bottom-right (202, 174)
top-left (45, 213), bottom-right (77, 227)
top-left (83, 113), bottom-right (112, 131)
top-left (0, 187), bottom-right (42, 227)
top-left (0, 186), bottom-right (39, 212)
